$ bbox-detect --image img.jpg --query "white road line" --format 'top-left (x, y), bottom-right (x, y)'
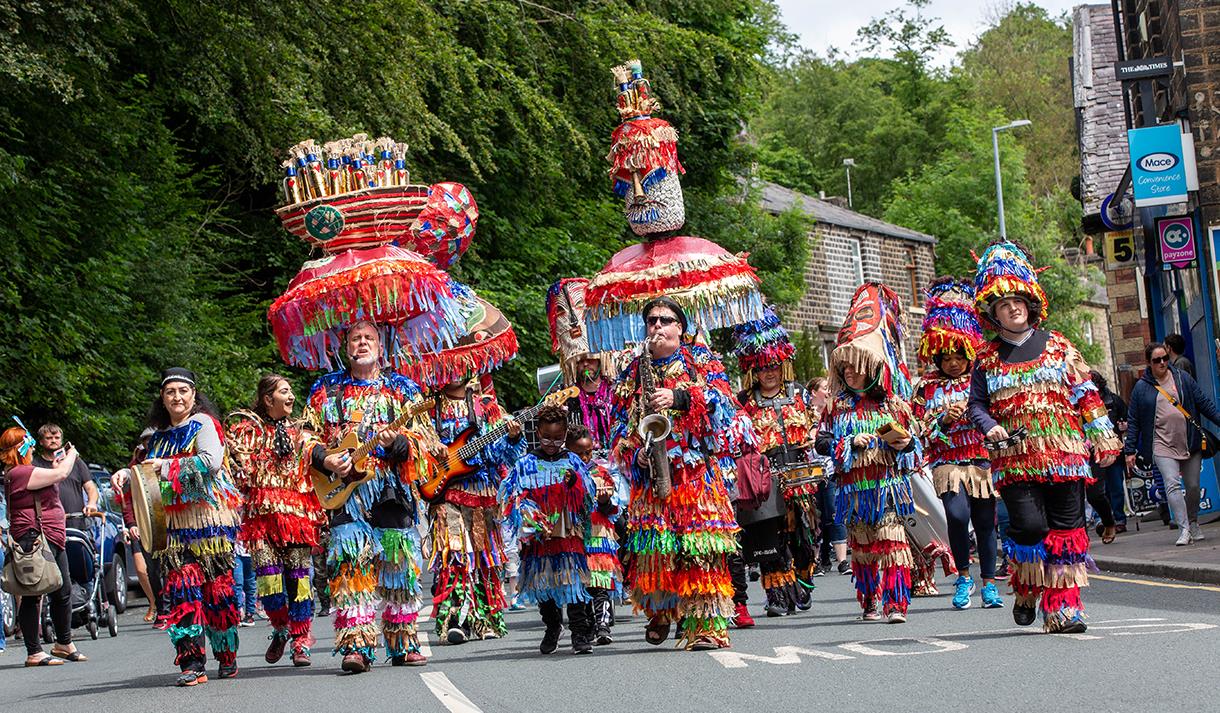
top-left (419, 631), bottom-right (432, 658)
top-left (838, 637), bottom-right (969, 656)
top-left (421, 672), bottom-right (483, 713)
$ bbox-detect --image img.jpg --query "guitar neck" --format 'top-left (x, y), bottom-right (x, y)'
top-left (458, 402), bottom-right (549, 459)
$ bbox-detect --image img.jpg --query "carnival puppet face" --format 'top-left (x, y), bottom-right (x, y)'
top-left (615, 166), bottom-right (685, 236)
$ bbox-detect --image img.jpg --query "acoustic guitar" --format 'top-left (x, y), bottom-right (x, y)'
top-left (418, 387), bottom-right (579, 502)
top-left (311, 398), bottom-right (436, 510)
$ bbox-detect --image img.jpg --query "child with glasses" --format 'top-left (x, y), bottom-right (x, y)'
top-left (498, 405), bottom-right (597, 654)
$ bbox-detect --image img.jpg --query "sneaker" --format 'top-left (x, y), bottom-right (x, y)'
top-left (176, 670), bottom-right (208, 687)
top-left (540, 626), bottom-right (562, 655)
top-left (1013, 604), bottom-right (1037, 627)
top-left (952, 575), bottom-right (975, 610)
top-left (341, 653), bottom-right (370, 674)
top-left (316, 605), bottom-right (331, 618)
top-left (747, 564), bottom-right (761, 582)
top-left (994, 560), bottom-right (1010, 580)
top-left (217, 662), bottom-right (238, 679)
top-left (572, 638), bottom-right (593, 655)
top-left (838, 560), bottom-right (852, 576)
top-left (265, 630), bottom-right (289, 664)
top-left (1175, 527), bottom-right (1193, 546)
top-left (980, 582), bottom-right (1004, 609)
top-left (1044, 606), bottom-right (1087, 634)
top-left (733, 602), bottom-right (755, 629)
top-left (481, 630), bottom-right (499, 640)
top-left (861, 601), bottom-right (881, 622)
top-left (886, 610), bottom-right (907, 624)
top-left (1190, 522), bottom-right (1205, 541)
top-left (813, 562), bottom-right (829, 577)
top-left (508, 601), bottom-right (527, 612)
top-left (239, 614), bottom-right (256, 628)
top-left (595, 626), bottom-right (613, 645)
top-left (446, 623), bottom-right (468, 645)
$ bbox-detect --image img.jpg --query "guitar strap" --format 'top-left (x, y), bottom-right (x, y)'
top-left (434, 389), bottom-right (481, 439)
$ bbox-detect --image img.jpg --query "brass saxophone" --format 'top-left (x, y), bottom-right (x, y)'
top-left (637, 337), bottom-right (673, 499)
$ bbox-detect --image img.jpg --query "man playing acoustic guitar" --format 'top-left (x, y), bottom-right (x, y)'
top-left (300, 321), bottom-right (441, 673)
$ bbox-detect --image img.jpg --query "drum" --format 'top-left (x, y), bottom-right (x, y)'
top-left (776, 460), bottom-right (828, 495)
top-left (129, 463), bottom-right (168, 553)
top-left (903, 466), bottom-right (954, 555)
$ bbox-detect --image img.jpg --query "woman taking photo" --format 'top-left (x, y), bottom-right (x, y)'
top-left (1, 421), bottom-right (87, 666)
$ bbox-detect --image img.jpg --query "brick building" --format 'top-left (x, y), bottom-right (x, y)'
top-left (757, 182), bottom-right (937, 371)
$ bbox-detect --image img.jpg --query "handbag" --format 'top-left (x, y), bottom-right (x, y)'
top-left (1153, 383), bottom-right (1220, 456)
top-left (733, 445), bottom-right (772, 511)
top-left (1, 476), bottom-right (64, 597)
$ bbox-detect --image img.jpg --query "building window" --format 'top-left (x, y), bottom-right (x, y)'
top-left (1083, 319), bottom-right (1095, 345)
top-left (905, 249), bottom-right (919, 306)
top-left (849, 238), bottom-right (864, 286)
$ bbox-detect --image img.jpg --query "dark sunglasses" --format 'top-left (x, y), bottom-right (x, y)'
top-left (1151, 355), bottom-right (1170, 364)
top-left (646, 315), bottom-right (679, 327)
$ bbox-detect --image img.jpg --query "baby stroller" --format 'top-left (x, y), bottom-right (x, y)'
top-left (42, 512), bottom-right (118, 641)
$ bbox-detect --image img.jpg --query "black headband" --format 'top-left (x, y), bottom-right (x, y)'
top-left (160, 367), bottom-right (196, 388)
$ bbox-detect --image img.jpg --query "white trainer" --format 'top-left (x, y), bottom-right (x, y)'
top-left (1190, 522), bottom-right (1205, 541)
top-left (1175, 528), bottom-right (1193, 546)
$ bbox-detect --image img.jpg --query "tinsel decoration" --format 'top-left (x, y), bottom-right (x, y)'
top-left (917, 277), bottom-right (984, 365)
top-left (732, 305), bottom-right (796, 374)
top-left (404, 181), bottom-right (478, 269)
top-left (395, 281), bottom-right (519, 388)
top-left (972, 241), bottom-right (1049, 329)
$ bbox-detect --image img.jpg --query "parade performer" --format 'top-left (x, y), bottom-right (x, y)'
top-left (568, 424), bottom-right (627, 644)
top-left (911, 278), bottom-right (1002, 610)
top-left (823, 283), bottom-right (922, 624)
top-left (732, 307), bottom-right (820, 617)
top-left (300, 323), bottom-right (440, 672)
top-left (226, 374), bottom-right (325, 666)
top-left (499, 406), bottom-right (597, 654)
top-left (548, 278), bottom-right (618, 450)
top-left (968, 241), bottom-right (1122, 634)
top-left (141, 368), bottom-right (242, 686)
top-left (610, 297), bottom-right (739, 650)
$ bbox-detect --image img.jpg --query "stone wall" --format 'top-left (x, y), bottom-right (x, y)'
top-left (1074, 4), bottom-right (1130, 216)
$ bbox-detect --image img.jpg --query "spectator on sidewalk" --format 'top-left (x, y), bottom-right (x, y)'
top-left (1125, 342), bottom-right (1220, 546)
top-left (1090, 370), bottom-right (1129, 541)
top-left (1165, 334), bottom-right (1195, 379)
top-left (32, 423), bottom-right (98, 531)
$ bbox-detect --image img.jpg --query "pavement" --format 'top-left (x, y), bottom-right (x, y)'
top-left (1091, 512), bottom-right (1220, 584)
top-left (3, 567), bottom-right (1219, 712)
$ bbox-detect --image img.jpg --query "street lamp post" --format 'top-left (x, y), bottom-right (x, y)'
top-left (991, 120), bottom-right (1032, 240)
top-left (843, 158), bottom-right (855, 209)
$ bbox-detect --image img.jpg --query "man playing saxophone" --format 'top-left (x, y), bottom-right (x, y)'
top-left (609, 297), bottom-right (741, 651)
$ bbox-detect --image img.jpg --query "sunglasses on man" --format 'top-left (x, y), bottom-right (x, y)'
top-left (646, 315), bottom-right (679, 327)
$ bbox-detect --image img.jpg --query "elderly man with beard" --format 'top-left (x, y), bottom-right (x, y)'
top-left (301, 321), bottom-right (440, 673)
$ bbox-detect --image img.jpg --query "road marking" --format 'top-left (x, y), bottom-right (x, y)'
top-left (708, 645), bottom-right (854, 669)
top-left (1092, 573), bottom-right (1220, 593)
top-left (421, 672), bottom-right (483, 713)
top-left (839, 637), bottom-right (969, 656)
top-left (419, 631), bottom-right (432, 658)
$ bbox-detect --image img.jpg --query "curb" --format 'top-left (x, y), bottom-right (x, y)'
top-left (1093, 555), bottom-right (1220, 585)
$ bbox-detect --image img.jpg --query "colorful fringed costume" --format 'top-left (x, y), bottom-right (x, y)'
top-left (732, 307), bottom-right (819, 616)
top-left (147, 414), bottom-right (242, 675)
top-left (825, 283), bottom-right (922, 618)
top-left (499, 451), bottom-right (596, 648)
top-left (610, 342), bottom-right (739, 649)
top-left (968, 242), bottom-right (1122, 632)
top-left (227, 414), bottom-right (324, 660)
top-left (585, 459), bottom-right (627, 634)
top-left (429, 392), bottom-right (525, 640)
top-left (300, 371), bottom-right (438, 663)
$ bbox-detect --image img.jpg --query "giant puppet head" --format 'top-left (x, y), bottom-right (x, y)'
top-left (606, 60), bottom-right (686, 237)
top-left (830, 282), bottom-right (912, 400)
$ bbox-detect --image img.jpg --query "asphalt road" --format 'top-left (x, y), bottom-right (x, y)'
top-left (3, 568), bottom-right (1217, 713)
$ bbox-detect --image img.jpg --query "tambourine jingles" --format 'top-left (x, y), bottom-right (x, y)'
top-left (129, 463), bottom-right (168, 553)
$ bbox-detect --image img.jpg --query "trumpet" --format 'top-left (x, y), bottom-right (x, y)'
top-left (637, 336), bottom-right (673, 499)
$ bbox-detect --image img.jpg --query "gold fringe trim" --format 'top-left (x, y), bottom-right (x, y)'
top-left (932, 464), bottom-right (996, 498)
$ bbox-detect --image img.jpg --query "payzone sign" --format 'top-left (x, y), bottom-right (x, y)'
top-left (1128, 124), bottom-right (1189, 207)
top-left (1156, 215), bottom-right (1196, 269)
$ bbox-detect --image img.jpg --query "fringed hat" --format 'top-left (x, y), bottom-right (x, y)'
top-left (830, 282), bottom-right (912, 399)
top-left (583, 235), bottom-right (765, 352)
top-left (267, 245), bottom-right (463, 371)
top-left (546, 278), bottom-right (619, 384)
top-left (397, 280), bottom-right (519, 388)
top-left (973, 241), bottom-right (1048, 330)
top-left (732, 306), bottom-right (796, 389)
top-left (274, 134), bottom-right (475, 266)
top-left (917, 278), bottom-right (984, 365)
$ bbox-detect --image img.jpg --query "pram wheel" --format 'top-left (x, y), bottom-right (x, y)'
top-left (105, 605), bottom-right (118, 637)
top-left (87, 618), bottom-right (98, 640)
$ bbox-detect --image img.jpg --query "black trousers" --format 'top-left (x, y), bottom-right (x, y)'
top-left (539, 598), bottom-right (592, 644)
top-left (1000, 481), bottom-right (1086, 546)
top-left (1085, 480), bottom-right (1116, 528)
top-left (17, 539), bottom-right (72, 656)
top-left (728, 541), bottom-right (748, 605)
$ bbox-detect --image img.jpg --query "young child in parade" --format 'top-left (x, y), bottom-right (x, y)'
top-left (567, 424), bottom-right (627, 644)
top-left (912, 278), bottom-right (1002, 610)
top-left (499, 406), bottom-right (597, 654)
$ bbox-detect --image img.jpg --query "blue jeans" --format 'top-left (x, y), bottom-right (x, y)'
top-left (233, 554), bottom-right (257, 616)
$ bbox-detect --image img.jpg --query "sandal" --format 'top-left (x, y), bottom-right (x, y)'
top-left (644, 617), bottom-right (671, 646)
top-left (144, 606), bottom-right (157, 623)
top-left (1101, 525), bottom-right (1117, 544)
top-left (25, 655), bottom-right (65, 667)
top-left (51, 648), bottom-right (87, 662)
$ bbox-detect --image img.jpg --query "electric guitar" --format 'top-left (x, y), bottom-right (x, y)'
top-left (311, 398), bottom-right (436, 510)
top-left (418, 387), bottom-right (580, 502)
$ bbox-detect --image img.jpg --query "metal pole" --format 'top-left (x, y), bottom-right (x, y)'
top-left (845, 166), bottom-right (853, 209)
top-left (993, 127), bottom-right (1006, 240)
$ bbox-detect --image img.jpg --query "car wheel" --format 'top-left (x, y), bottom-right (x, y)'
top-left (107, 553), bottom-right (128, 613)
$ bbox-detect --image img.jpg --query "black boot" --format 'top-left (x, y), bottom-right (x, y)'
top-left (590, 589), bottom-right (614, 645)
top-left (764, 587), bottom-right (789, 618)
top-left (568, 602), bottom-right (594, 655)
top-left (539, 600), bottom-right (563, 655)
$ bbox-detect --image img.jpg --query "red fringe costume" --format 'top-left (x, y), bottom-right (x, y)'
top-left (227, 414), bottom-right (324, 660)
top-left (610, 343), bottom-right (739, 649)
top-left (969, 242), bottom-right (1122, 632)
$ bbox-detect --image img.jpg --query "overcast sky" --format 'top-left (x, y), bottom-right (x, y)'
top-left (774, 0), bottom-right (1084, 65)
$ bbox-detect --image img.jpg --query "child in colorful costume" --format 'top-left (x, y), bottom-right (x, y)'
top-left (142, 368), bottom-right (242, 686)
top-left (911, 278), bottom-right (1002, 610)
top-left (226, 374), bottom-right (325, 666)
top-left (822, 284), bottom-right (922, 624)
top-left (968, 242), bottom-right (1122, 633)
top-left (567, 424), bottom-right (627, 644)
top-left (499, 406), bottom-right (597, 654)
top-left (732, 307), bottom-right (820, 618)
top-left (610, 297), bottom-right (739, 650)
